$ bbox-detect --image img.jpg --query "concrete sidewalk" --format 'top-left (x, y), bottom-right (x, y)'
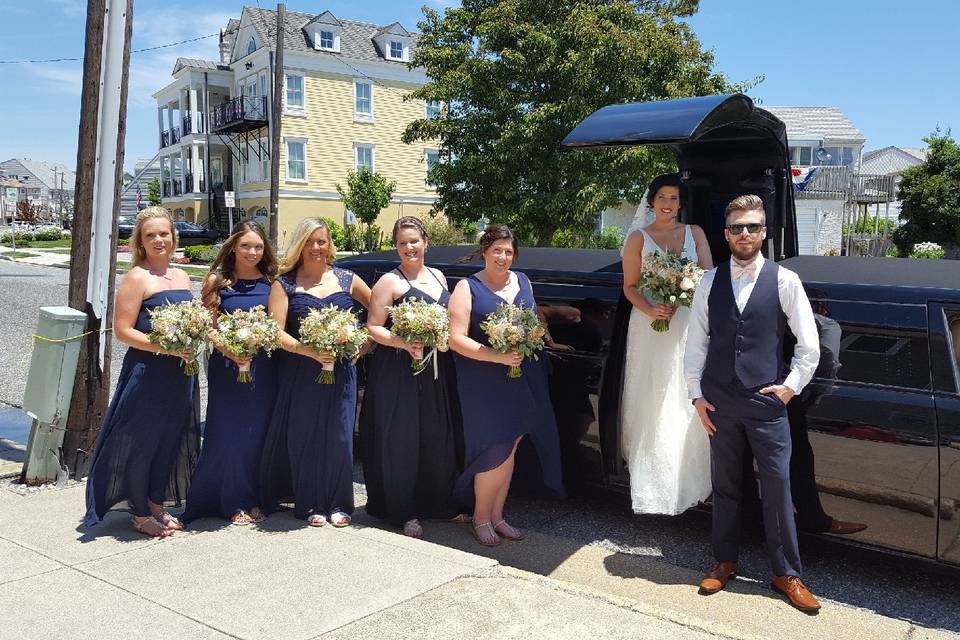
top-left (1, 477), bottom-right (956, 640)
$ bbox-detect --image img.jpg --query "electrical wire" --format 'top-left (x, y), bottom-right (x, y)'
top-left (0, 33), bottom-right (218, 65)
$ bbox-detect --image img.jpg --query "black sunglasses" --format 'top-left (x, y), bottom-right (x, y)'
top-left (726, 223), bottom-right (764, 235)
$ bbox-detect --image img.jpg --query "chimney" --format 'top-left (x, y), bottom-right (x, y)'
top-left (219, 29), bottom-right (231, 64)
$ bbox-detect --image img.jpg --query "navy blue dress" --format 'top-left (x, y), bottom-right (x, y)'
top-left (359, 269), bottom-right (464, 526)
top-left (453, 272), bottom-right (565, 504)
top-left (259, 267), bottom-right (360, 519)
top-left (182, 278), bottom-right (278, 523)
top-left (84, 289), bottom-right (201, 526)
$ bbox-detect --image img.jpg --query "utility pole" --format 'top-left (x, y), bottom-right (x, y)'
top-left (63, 0), bottom-right (134, 477)
top-left (268, 3), bottom-right (284, 244)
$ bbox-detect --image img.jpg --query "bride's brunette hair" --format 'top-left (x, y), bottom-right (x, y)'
top-left (202, 221), bottom-right (277, 309)
top-left (646, 173), bottom-right (684, 209)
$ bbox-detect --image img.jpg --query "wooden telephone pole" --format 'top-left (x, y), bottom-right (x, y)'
top-left (62, 0), bottom-right (134, 477)
top-left (268, 3), bottom-right (284, 244)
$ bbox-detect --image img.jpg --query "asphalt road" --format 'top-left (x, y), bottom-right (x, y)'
top-left (0, 259), bottom-right (957, 635)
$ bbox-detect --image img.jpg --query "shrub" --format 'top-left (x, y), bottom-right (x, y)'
top-left (550, 228), bottom-right (584, 248)
top-left (588, 226), bottom-right (625, 250)
top-left (322, 217), bottom-right (345, 250)
top-left (182, 244), bottom-right (220, 263)
top-left (909, 242), bottom-right (945, 260)
top-left (342, 224), bottom-right (363, 252)
top-left (33, 229), bottom-right (62, 241)
top-left (425, 217), bottom-right (467, 245)
top-left (117, 238), bottom-right (128, 246)
top-left (884, 245), bottom-right (900, 258)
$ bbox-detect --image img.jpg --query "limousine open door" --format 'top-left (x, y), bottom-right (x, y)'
top-left (561, 93), bottom-right (798, 263)
top-left (561, 94), bottom-right (799, 488)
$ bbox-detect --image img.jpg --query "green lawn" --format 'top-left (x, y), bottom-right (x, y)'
top-left (2, 238), bottom-right (74, 249)
top-left (3, 251), bottom-right (36, 259)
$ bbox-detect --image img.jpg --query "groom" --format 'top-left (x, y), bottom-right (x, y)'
top-left (683, 195), bottom-right (821, 612)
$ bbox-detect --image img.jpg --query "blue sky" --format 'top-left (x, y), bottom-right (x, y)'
top-left (0, 0), bottom-right (956, 172)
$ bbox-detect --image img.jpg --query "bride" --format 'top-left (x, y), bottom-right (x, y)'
top-left (620, 173), bottom-right (714, 515)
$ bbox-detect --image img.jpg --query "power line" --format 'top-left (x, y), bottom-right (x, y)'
top-left (0, 32), bottom-right (218, 65)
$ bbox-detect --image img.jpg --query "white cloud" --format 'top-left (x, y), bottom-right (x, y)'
top-left (48, 0), bottom-right (85, 18)
top-left (34, 64), bottom-right (84, 95)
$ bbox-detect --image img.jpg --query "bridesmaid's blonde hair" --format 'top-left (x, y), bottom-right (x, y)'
top-left (278, 217), bottom-right (337, 274)
top-left (131, 206), bottom-right (177, 268)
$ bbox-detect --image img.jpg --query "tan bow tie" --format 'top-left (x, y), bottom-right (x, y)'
top-left (731, 262), bottom-right (757, 278)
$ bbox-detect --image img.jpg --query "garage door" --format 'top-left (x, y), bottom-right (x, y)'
top-left (796, 209), bottom-right (818, 255)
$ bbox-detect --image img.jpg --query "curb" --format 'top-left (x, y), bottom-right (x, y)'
top-left (0, 255), bottom-right (209, 282)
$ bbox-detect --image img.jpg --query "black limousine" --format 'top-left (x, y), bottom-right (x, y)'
top-left (340, 94), bottom-right (960, 567)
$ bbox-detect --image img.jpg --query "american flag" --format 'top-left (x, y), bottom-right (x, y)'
top-left (136, 183), bottom-right (143, 209)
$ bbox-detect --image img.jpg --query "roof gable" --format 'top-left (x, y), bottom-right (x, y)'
top-left (374, 22), bottom-right (410, 37)
top-left (764, 106), bottom-right (865, 144)
top-left (304, 10), bottom-right (341, 28)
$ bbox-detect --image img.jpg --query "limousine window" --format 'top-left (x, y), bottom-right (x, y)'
top-left (812, 300), bottom-right (931, 391)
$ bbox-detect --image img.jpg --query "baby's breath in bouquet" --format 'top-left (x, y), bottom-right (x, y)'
top-left (215, 305), bottom-right (280, 382)
top-left (637, 251), bottom-right (705, 332)
top-left (388, 297), bottom-right (450, 374)
top-left (480, 302), bottom-right (547, 378)
top-left (299, 305), bottom-right (368, 384)
top-left (147, 299), bottom-right (213, 376)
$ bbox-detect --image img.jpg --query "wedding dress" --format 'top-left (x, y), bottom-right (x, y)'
top-left (620, 223), bottom-right (712, 515)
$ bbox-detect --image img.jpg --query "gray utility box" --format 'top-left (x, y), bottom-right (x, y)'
top-left (21, 306), bottom-right (88, 484)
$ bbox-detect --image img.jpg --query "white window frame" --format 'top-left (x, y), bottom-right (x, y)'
top-left (424, 148), bottom-right (439, 190)
top-left (284, 72), bottom-right (306, 116)
top-left (319, 30), bottom-right (335, 50)
top-left (388, 40), bottom-right (405, 61)
top-left (246, 37), bottom-right (257, 56)
top-left (286, 137), bottom-right (309, 183)
top-left (425, 100), bottom-right (441, 119)
top-left (354, 143), bottom-right (375, 173)
top-left (260, 138), bottom-right (270, 183)
top-left (353, 80), bottom-right (373, 123)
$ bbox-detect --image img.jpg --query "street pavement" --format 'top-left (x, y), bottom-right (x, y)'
top-left (1, 259), bottom-right (958, 640)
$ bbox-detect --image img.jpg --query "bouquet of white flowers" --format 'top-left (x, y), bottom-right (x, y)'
top-left (298, 306), bottom-right (368, 384)
top-left (480, 302), bottom-right (547, 378)
top-left (215, 305), bottom-right (280, 383)
top-left (388, 297), bottom-right (450, 375)
top-left (147, 299), bottom-right (213, 376)
top-left (637, 251), bottom-right (705, 332)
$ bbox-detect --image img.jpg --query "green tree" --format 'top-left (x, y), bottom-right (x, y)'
top-left (402, 0), bottom-right (731, 245)
top-left (147, 178), bottom-right (162, 206)
top-left (336, 168), bottom-right (397, 252)
top-left (893, 130), bottom-right (960, 255)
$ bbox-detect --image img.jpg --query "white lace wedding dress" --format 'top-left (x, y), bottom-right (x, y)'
top-left (620, 224), bottom-right (711, 515)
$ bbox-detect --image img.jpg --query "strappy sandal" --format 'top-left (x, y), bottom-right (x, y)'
top-left (493, 520), bottom-right (524, 541)
top-left (403, 518), bottom-right (423, 538)
top-left (329, 511), bottom-right (351, 528)
top-left (132, 515), bottom-right (173, 538)
top-left (230, 510), bottom-right (254, 526)
top-left (248, 507), bottom-right (266, 523)
top-left (152, 510), bottom-right (184, 531)
top-left (471, 521), bottom-right (500, 547)
top-left (306, 514), bottom-right (326, 527)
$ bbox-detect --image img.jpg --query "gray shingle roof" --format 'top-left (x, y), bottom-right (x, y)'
top-left (764, 106), bottom-right (865, 144)
top-left (1, 159), bottom-right (76, 191)
top-left (859, 145), bottom-right (927, 175)
top-left (173, 58), bottom-right (231, 74)
top-left (244, 6), bottom-right (417, 64)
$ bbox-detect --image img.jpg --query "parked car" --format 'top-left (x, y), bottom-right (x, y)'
top-left (117, 215), bottom-right (136, 239)
top-left (338, 94), bottom-right (960, 568)
top-left (174, 221), bottom-right (224, 246)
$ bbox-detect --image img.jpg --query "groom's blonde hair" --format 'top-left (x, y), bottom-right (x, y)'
top-left (724, 195), bottom-right (766, 221)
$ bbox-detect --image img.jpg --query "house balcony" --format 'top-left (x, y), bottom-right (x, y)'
top-left (794, 166), bottom-right (897, 204)
top-left (211, 96), bottom-right (269, 134)
top-left (160, 127), bottom-right (182, 148)
top-left (182, 114), bottom-right (205, 136)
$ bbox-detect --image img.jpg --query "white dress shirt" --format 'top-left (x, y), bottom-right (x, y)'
top-left (683, 254), bottom-right (820, 400)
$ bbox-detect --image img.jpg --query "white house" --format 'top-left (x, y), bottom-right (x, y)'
top-left (858, 145), bottom-right (927, 222)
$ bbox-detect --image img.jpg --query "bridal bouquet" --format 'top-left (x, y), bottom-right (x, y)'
top-left (298, 305), bottom-right (368, 384)
top-left (147, 299), bottom-right (213, 376)
top-left (637, 251), bottom-right (705, 332)
top-left (480, 302), bottom-right (547, 378)
top-left (388, 297), bottom-right (450, 374)
top-left (215, 305), bottom-right (280, 383)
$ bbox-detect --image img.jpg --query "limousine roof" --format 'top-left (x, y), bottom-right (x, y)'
top-left (344, 246), bottom-right (623, 274)
top-left (782, 256), bottom-right (960, 299)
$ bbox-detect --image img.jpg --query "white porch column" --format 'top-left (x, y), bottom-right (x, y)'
top-left (166, 101), bottom-right (174, 140)
top-left (191, 144), bottom-right (201, 193)
top-left (157, 106), bottom-right (164, 148)
top-left (189, 84), bottom-right (200, 135)
top-left (179, 148), bottom-right (188, 194)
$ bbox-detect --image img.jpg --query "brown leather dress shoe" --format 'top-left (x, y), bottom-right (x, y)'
top-left (771, 575), bottom-right (821, 612)
top-left (828, 519), bottom-right (867, 535)
top-left (699, 562), bottom-right (737, 594)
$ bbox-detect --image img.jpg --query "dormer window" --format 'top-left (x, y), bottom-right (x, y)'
top-left (319, 30), bottom-right (335, 50)
top-left (389, 41), bottom-right (404, 60)
top-left (246, 37), bottom-right (256, 56)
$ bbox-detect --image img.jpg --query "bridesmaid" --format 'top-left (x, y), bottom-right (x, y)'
top-left (259, 218), bottom-right (371, 527)
top-left (182, 222), bottom-right (279, 526)
top-left (83, 206), bottom-right (201, 537)
top-left (448, 224), bottom-right (565, 547)
top-left (359, 216), bottom-right (465, 538)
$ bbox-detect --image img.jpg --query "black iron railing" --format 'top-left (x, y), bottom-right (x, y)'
top-left (210, 96), bottom-right (268, 132)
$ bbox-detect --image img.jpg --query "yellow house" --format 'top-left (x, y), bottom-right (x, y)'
top-left (151, 6), bottom-right (439, 248)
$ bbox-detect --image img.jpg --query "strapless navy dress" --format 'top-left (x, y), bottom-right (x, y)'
top-left (359, 268), bottom-right (464, 526)
top-left (453, 272), bottom-right (565, 505)
top-left (259, 268), bottom-right (360, 520)
top-left (182, 278), bottom-right (278, 523)
top-left (84, 289), bottom-right (201, 527)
